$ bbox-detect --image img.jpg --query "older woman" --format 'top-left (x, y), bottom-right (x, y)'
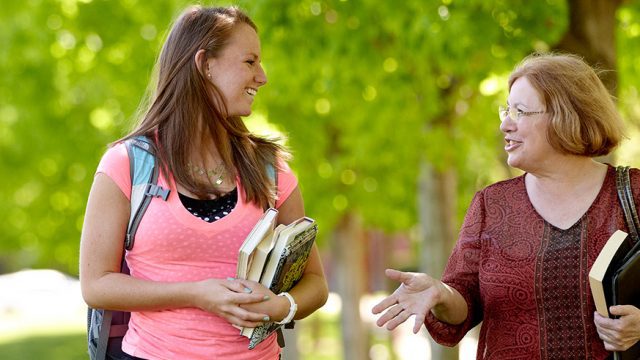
top-left (372, 53), bottom-right (640, 359)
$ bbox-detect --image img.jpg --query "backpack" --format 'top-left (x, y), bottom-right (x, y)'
top-left (87, 136), bottom-right (169, 360)
top-left (86, 135), bottom-right (282, 359)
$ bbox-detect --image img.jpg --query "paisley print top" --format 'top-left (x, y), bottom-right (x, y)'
top-left (425, 165), bottom-right (639, 359)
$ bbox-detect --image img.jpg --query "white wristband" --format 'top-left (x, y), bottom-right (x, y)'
top-left (275, 292), bottom-right (297, 325)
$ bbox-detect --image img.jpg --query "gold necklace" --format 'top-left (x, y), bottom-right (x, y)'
top-left (187, 163), bottom-right (226, 185)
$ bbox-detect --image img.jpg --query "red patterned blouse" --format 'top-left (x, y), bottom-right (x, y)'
top-left (425, 165), bottom-right (639, 359)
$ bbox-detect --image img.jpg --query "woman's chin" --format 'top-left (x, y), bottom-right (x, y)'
top-left (506, 156), bottom-right (521, 169)
top-left (229, 109), bottom-right (252, 117)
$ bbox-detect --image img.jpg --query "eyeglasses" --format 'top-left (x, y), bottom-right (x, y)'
top-left (499, 105), bottom-right (545, 122)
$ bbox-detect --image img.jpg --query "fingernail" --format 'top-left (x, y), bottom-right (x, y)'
top-left (263, 295), bottom-right (270, 301)
top-left (263, 316), bottom-right (270, 322)
top-left (244, 287), bottom-right (252, 293)
top-left (227, 277), bottom-right (235, 281)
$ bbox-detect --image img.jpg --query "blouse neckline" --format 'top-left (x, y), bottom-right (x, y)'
top-left (159, 172), bottom-right (254, 232)
top-left (521, 165), bottom-right (613, 232)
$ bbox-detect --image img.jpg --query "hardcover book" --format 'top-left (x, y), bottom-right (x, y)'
top-left (588, 230), bottom-right (629, 317)
top-left (589, 229), bottom-right (640, 359)
top-left (240, 217), bottom-right (317, 349)
top-left (236, 208), bottom-right (278, 280)
top-left (245, 224), bottom-right (286, 282)
top-left (611, 247), bottom-right (640, 360)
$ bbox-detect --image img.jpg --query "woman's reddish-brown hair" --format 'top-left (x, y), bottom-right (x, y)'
top-left (508, 53), bottom-right (625, 157)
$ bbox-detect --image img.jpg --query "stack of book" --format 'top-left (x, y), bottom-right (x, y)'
top-left (589, 229), bottom-right (640, 360)
top-left (235, 208), bottom-right (318, 350)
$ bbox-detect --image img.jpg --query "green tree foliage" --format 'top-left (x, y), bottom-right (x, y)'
top-left (242, 0), bottom-right (567, 232)
top-left (2, 0), bottom-right (639, 276)
top-left (0, 0), bottom-right (189, 274)
top-left (618, 4), bottom-right (640, 126)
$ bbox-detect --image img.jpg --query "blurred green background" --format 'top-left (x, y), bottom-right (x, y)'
top-left (2, 0), bottom-right (640, 359)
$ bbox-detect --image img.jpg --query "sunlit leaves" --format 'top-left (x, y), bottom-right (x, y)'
top-left (0, 0), bottom-right (187, 274)
top-left (242, 0), bottom-right (569, 235)
top-left (3, 0), bottom-right (640, 275)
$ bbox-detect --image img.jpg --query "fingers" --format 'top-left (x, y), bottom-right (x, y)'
top-left (385, 306), bottom-right (413, 330)
top-left (194, 277), bottom-right (274, 327)
top-left (375, 303), bottom-right (403, 327)
top-left (233, 292), bottom-right (270, 305)
top-left (593, 311), bottom-right (639, 352)
top-left (386, 269), bottom-right (435, 293)
top-left (413, 315), bottom-right (424, 334)
top-left (372, 295), bottom-right (398, 315)
top-left (225, 277), bottom-right (253, 293)
top-left (594, 311), bottom-right (624, 332)
top-left (232, 278), bottom-right (266, 291)
top-left (225, 278), bottom-right (270, 304)
top-left (609, 305), bottom-right (636, 317)
top-left (598, 331), bottom-right (627, 352)
top-left (385, 268), bottom-right (405, 282)
top-left (373, 270), bottom-right (412, 315)
top-left (593, 312), bottom-right (609, 329)
top-left (222, 305), bottom-right (271, 327)
top-left (375, 302), bottom-right (422, 332)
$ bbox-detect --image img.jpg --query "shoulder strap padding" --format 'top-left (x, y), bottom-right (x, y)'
top-left (616, 166), bottom-right (640, 245)
top-left (124, 136), bottom-right (169, 250)
top-left (266, 162), bottom-right (278, 209)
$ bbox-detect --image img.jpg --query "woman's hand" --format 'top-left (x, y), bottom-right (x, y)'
top-left (192, 277), bottom-right (272, 328)
top-left (594, 305), bottom-right (640, 351)
top-left (372, 269), bottom-right (450, 334)
top-left (239, 281), bottom-right (291, 323)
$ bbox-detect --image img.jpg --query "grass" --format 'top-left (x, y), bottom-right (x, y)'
top-left (0, 316), bottom-right (355, 360)
top-left (0, 332), bottom-right (88, 360)
top-left (0, 292), bottom-right (395, 360)
top-left (0, 319), bottom-right (403, 360)
top-left (0, 315), bottom-right (345, 360)
top-left (0, 328), bottom-right (340, 360)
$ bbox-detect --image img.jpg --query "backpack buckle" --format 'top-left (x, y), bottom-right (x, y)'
top-left (145, 184), bottom-right (170, 201)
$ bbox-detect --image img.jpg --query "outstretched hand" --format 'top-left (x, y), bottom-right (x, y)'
top-left (193, 277), bottom-right (271, 328)
top-left (371, 269), bottom-right (443, 334)
top-left (594, 305), bottom-right (640, 352)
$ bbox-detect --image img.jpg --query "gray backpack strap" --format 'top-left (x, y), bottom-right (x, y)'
top-left (124, 136), bottom-right (170, 250)
top-left (94, 310), bottom-right (112, 360)
top-left (88, 136), bottom-right (170, 360)
top-left (266, 162), bottom-right (278, 209)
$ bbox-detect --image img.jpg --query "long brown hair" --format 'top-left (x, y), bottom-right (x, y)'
top-left (508, 53), bottom-right (624, 157)
top-left (121, 5), bottom-right (288, 208)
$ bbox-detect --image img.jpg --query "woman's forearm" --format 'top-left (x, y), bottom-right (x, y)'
top-left (82, 272), bottom-right (199, 311)
top-left (289, 272), bottom-right (329, 319)
top-left (430, 283), bottom-right (468, 325)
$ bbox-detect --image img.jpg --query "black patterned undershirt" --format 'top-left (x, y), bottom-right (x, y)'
top-left (178, 188), bottom-right (237, 223)
top-left (536, 220), bottom-right (590, 359)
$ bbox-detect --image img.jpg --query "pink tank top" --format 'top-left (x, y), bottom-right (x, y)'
top-left (97, 142), bottom-right (298, 359)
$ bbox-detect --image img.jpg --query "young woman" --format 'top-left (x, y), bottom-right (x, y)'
top-left (80, 6), bottom-right (328, 359)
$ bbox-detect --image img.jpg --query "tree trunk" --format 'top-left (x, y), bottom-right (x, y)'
top-left (418, 162), bottom-right (460, 360)
top-left (332, 212), bottom-right (368, 360)
top-left (554, 0), bottom-right (622, 93)
top-left (554, 0), bottom-right (623, 163)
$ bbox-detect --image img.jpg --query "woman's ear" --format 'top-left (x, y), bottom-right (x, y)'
top-left (194, 49), bottom-right (211, 79)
